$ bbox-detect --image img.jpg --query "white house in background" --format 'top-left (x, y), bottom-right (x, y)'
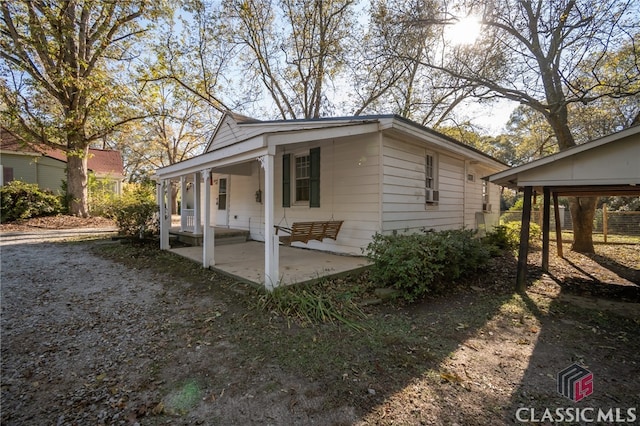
top-left (155, 113), bottom-right (507, 288)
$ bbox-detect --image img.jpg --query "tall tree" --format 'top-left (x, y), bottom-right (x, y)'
top-left (115, 79), bottom-right (215, 212)
top-left (220, 0), bottom-right (356, 119)
top-left (415, 0), bottom-right (640, 253)
top-left (351, 0), bottom-right (487, 127)
top-left (0, 1), bottom-right (165, 216)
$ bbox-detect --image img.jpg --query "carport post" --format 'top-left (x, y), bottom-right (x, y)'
top-left (542, 187), bottom-right (551, 272)
top-left (516, 186), bottom-right (533, 292)
top-left (553, 192), bottom-right (563, 258)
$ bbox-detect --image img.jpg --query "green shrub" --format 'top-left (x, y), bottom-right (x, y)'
top-left (483, 225), bottom-right (512, 252)
top-left (484, 222), bottom-right (542, 253)
top-left (107, 184), bottom-right (158, 239)
top-left (0, 180), bottom-right (63, 222)
top-left (364, 229), bottom-right (491, 302)
top-left (88, 172), bottom-right (118, 217)
top-left (504, 221), bottom-right (541, 248)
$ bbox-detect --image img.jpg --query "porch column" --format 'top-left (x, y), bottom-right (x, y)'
top-left (194, 172), bottom-right (202, 235)
top-left (159, 180), bottom-right (170, 250)
top-left (260, 154), bottom-right (279, 289)
top-left (180, 176), bottom-right (187, 232)
top-left (202, 169), bottom-right (215, 267)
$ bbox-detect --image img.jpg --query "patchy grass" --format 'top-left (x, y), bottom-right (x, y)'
top-left (92, 241), bottom-right (640, 424)
top-left (550, 230), bottom-right (640, 245)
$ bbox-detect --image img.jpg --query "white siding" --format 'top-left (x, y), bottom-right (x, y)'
top-left (208, 115), bottom-right (247, 151)
top-left (464, 165), bottom-right (482, 228)
top-left (210, 135), bottom-right (381, 255)
top-left (381, 136), bottom-right (471, 233)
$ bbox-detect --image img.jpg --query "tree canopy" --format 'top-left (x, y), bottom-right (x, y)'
top-left (1, 0), bottom-right (168, 215)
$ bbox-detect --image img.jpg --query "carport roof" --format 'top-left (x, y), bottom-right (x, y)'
top-left (487, 125), bottom-right (640, 196)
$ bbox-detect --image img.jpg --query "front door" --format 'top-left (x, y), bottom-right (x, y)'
top-left (215, 176), bottom-right (229, 226)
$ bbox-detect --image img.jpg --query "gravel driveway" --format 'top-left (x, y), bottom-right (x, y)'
top-left (1, 233), bottom-right (355, 425)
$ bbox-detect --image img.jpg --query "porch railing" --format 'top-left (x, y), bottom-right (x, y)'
top-left (182, 208), bottom-right (194, 232)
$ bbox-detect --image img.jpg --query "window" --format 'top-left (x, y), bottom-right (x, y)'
top-left (282, 147), bottom-right (320, 208)
top-left (218, 178), bottom-right (227, 210)
top-left (425, 154), bottom-right (435, 189)
top-left (295, 155), bottom-right (310, 202)
top-left (2, 166), bottom-right (14, 185)
top-left (482, 180), bottom-right (491, 211)
top-left (425, 153), bottom-right (439, 204)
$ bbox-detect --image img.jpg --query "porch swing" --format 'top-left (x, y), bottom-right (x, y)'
top-left (274, 143), bottom-right (344, 246)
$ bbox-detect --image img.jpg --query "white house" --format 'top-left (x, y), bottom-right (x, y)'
top-left (155, 113), bottom-right (507, 288)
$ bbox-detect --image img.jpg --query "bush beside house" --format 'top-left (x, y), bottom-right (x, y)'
top-left (365, 229), bottom-right (493, 302)
top-left (0, 180), bottom-right (63, 222)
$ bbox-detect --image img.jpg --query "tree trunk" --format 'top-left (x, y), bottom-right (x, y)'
top-left (171, 185), bottom-right (179, 215)
top-left (569, 197), bottom-right (598, 253)
top-left (548, 111), bottom-right (597, 254)
top-left (67, 145), bottom-right (90, 217)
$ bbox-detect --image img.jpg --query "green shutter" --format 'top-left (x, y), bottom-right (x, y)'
top-left (309, 147), bottom-right (320, 208)
top-left (282, 153), bottom-right (291, 207)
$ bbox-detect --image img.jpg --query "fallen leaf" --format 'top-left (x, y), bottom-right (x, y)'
top-left (440, 372), bottom-right (464, 383)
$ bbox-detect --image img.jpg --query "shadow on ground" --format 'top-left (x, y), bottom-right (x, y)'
top-left (505, 244), bottom-right (640, 424)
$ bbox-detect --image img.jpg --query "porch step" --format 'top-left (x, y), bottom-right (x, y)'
top-left (169, 228), bottom-right (249, 247)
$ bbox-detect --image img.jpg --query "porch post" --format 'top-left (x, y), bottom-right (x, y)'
top-left (159, 180), bottom-right (170, 250)
top-left (260, 153), bottom-right (279, 289)
top-left (516, 186), bottom-right (533, 293)
top-left (180, 176), bottom-right (187, 232)
top-left (194, 172), bottom-right (202, 235)
top-left (202, 169), bottom-right (215, 267)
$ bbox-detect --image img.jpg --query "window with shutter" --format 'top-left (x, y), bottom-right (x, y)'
top-left (282, 148), bottom-right (320, 208)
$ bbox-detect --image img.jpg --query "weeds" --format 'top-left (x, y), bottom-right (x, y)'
top-left (257, 282), bottom-right (368, 331)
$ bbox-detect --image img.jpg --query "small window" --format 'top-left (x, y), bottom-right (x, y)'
top-left (2, 166), bottom-right (14, 185)
top-left (295, 155), bottom-right (310, 202)
top-left (482, 180), bottom-right (489, 204)
top-left (482, 180), bottom-right (491, 211)
top-left (425, 153), bottom-right (439, 204)
top-left (425, 154), bottom-right (435, 189)
top-left (467, 173), bottom-right (476, 182)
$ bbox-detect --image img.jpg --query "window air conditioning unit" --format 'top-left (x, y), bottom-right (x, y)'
top-left (483, 203), bottom-right (492, 212)
top-left (426, 189), bottom-right (439, 204)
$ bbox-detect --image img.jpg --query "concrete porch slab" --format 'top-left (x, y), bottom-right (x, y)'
top-left (170, 241), bottom-right (370, 286)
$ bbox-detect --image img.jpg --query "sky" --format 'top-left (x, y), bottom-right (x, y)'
top-left (460, 98), bottom-right (518, 135)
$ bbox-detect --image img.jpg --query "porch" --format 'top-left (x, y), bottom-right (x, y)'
top-left (170, 241), bottom-right (370, 286)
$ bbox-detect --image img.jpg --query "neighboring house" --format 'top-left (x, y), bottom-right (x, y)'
top-left (155, 113), bottom-right (508, 287)
top-left (0, 129), bottom-right (124, 195)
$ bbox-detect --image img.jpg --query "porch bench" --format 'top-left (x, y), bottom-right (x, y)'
top-left (274, 220), bottom-right (344, 246)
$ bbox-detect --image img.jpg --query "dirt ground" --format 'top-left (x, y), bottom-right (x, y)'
top-left (1, 217), bottom-right (639, 425)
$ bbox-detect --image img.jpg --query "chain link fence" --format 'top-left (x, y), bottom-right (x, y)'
top-left (501, 206), bottom-right (640, 243)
